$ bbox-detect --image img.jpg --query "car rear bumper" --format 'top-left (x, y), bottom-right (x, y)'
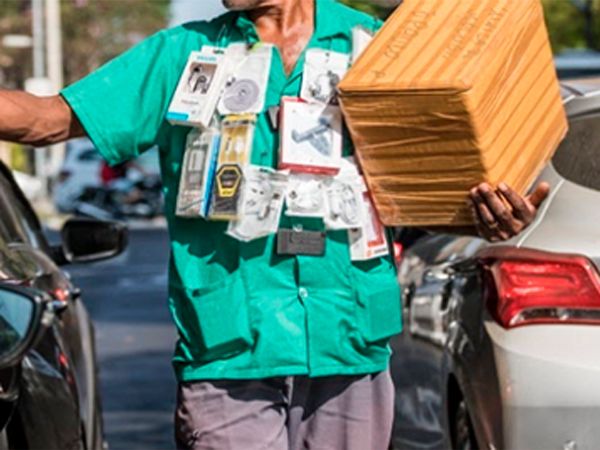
top-left (485, 321), bottom-right (600, 449)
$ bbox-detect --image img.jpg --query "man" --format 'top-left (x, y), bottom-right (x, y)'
top-left (0, 0), bottom-right (549, 448)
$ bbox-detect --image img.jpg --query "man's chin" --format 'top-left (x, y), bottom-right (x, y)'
top-left (222, 0), bottom-right (264, 11)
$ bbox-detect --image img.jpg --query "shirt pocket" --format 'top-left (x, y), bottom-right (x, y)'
top-left (351, 261), bottom-right (403, 343)
top-left (186, 274), bottom-right (253, 361)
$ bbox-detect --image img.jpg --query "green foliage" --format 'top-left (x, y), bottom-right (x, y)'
top-left (542, 0), bottom-right (589, 52)
top-left (341, 0), bottom-right (600, 54)
top-left (10, 144), bottom-right (30, 173)
top-left (0, 0), bottom-right (170, 87)
top-left (338, 0), bottom-right (395, 19)
top-left (61, 0), bottom-right (170, 84)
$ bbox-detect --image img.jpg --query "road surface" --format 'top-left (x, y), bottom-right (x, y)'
top-left (68, 227), bottom-right (176, 450)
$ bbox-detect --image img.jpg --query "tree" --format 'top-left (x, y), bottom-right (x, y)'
top-left (542, 0), bottom-right (589, 52)
top-left (61, 0), bottom-right (170, 84)
top-left (341, 0), bottom-right (600, 54)
top-left (0, 0), bottom-right (170, 88)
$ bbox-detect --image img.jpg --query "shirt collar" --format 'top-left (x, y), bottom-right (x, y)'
top-left (314, 0), bottom-right (346, 41)
top-left (234, 0), bottom-right (345, 45)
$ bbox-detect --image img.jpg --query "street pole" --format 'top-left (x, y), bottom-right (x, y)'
top-left (32, 0), bottom-right (48, 197)
top-left (45, 0), bottom-right (66, 181)
top-left (32, 0), bottom-right (45, 78)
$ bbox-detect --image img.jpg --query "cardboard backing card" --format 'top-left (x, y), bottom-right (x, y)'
top-left (351, 26), bottom-right (375, 65)
top-left (176, 128), bottom-right (221, 218)
top-left (348, 190), bottom-right (389, 261)
top-left (279, 98), bottom-right (343, 175)
top-left (218, 43), bottom-right (273, 115)
top-left (208, 114), bottom-right (256, 221)
top-left (167, 46), bottom-right (226, 129)
top-left (300, 49), bottom-right (350, 105)
top-left (227, 165), bottom-right (288, 242)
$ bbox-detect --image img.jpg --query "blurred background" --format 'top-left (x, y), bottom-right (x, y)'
top-left (0, 2), bottom-right (598, 449)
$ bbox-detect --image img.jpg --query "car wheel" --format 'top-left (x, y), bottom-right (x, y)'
top-left (454, 399), bottom-right (477, 450)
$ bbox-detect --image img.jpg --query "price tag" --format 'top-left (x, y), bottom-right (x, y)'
top-left (277, 229), bottom-right (326, 256)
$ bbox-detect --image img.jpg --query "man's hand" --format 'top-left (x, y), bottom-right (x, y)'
top-left (469, 182), bottom-right (550, 242)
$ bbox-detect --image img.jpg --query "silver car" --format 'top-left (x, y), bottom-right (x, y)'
top-left (390, 80), bottom-right (600, 450)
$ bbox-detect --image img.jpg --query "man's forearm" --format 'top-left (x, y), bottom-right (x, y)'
top-left (0, 91), bottom-right (84, 146)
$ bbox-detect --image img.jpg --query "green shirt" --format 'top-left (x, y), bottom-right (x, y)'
top-left (61, 0), bottom-right (402, 381)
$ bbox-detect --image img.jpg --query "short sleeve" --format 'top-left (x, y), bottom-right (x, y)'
top-left (61, 30), bottom-right (177, 165)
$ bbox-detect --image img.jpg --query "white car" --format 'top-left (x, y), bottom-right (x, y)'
top-left (13, 171), bottom-right (44, 201)
top-left (390, 81), bottom-right (600, 449)
top-left (53, 138), bottom-right (104, 213)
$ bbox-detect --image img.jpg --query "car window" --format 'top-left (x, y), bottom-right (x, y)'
top-left (0, 173), bottom-right (40, 247)
top-left (0, 221), bottom-right (29, 282)
top-left (552, 114), bottom-right (600, 191)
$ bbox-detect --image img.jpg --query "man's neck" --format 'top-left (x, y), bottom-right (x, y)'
top-left (247, 0), bottom-right (315, 75)
top-left (248, 1), bottom-right (314, 38)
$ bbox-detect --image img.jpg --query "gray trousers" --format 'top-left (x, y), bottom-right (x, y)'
top-left (175, 370), bottom-right (394, 450)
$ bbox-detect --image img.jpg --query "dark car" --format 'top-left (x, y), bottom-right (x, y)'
top-left (0, 161), bottom-right (127, 450)
top-left (389, 82), bottom-right (600, 449)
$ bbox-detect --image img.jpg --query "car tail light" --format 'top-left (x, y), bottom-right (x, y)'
top-left (481, 247), bottom-right (600, 328)
top-left (57, 170), bottom-right (72, 183)
top-left (393, 242), bottom-right (403, 266)
top-left (52, 288), bottom-right (70, 303)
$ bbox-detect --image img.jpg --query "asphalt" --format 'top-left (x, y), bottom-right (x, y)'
top-left (66, 227), bottom-right (176, 450)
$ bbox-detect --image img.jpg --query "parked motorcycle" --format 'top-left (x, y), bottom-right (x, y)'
top-left (73, 174), bottom-right (163, 221)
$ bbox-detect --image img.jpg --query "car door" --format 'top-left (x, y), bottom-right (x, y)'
top-left (390, 234), bottom-right (485, 450)
top-left (0, 169), bottom-right (86, 450)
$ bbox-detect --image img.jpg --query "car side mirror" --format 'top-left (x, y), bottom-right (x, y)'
top-left (58, 218), bottom-right (128, 265)
top-left (0, 285), bottom-right (49, 369)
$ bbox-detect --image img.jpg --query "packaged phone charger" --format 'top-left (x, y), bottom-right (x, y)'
top-left (176, 128), bottom-right (221, 218)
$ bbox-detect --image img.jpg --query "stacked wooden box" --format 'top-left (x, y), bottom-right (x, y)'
top-left (339, 0), bottom-right (567, 226)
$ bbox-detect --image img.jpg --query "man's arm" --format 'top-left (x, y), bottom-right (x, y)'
top-left (0, 91), bottom-right (85, 146)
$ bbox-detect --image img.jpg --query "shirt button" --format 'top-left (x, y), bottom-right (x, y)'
top-left (298, 287), bottom-right (308, 299)
top-left (293, 224), bottom-right (303, 232)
